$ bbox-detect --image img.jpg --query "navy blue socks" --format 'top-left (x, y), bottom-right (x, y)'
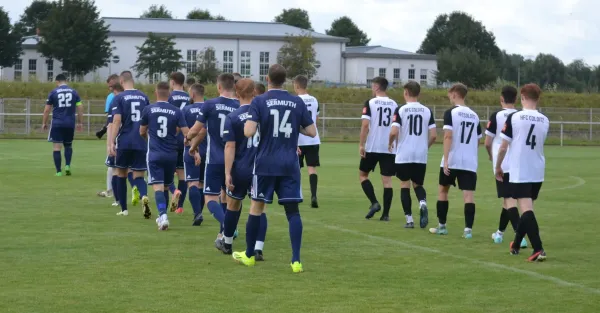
top-left (53, 151), bottom-right (61, 173)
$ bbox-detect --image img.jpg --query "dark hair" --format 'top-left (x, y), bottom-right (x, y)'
top-left (55, 74), bottom-right (67, 82)
top-left (403, 81), bottom-right (421, 97)
top-left (236, 78), bottom-right (256, 100)
top-left (371, 76), bottom-right (388, 91)
top-left (112, 83), bottom-right (124, 92)
top-left (449, 83), bottom-right (468, 99)
top-left (255, 82), bottom-right (266, 95)
top-left (189, 83), bottom-right (205, 97)
top-left (186, 77), bottom-right (196, 86)
top-left (217, 73), bottom-right (235, 91)
top-left (500, 86), bottom-right (518, 104)
top-left (156, 81), bottom-right (170, 98)
top-left (170, 72), bottom-right (185, 86)
top-left (268, 64), bottom-right (286, 87)
top-left (294, 75), bottom-right (308, 89)
top-left (520, 83), bottom-right (541, 101)
top-left (106, 74), bottom-right (119, 84)
top-left (120, 70), bottom-right (134, 83)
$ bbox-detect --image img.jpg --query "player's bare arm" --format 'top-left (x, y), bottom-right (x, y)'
top-left (139, 124), bottom-right (148, 139)
top-left (428, 128), bottom-right (437, 148)
top-left (185, 120), bottom-right (204, 142)
top-left (108, 114), bottom-right (121, 156)
top-left (179, 126), bottom-right (190, 138)
top-left (299, 123), bottom-right (317, 138)
top-left (359, 119), bottom-right (370, 158)
top-left (224, 141), bottom-right (236, 191)
top-left (443, 129), bottom-right (452, 175)
top-left (495, 139), bottom-right (509, 181)
top-left (76, 103), bottom-right (84, 131)
top-left (484, 135), bottom-right (493, 160)
top-left (388, 124), bottom-right (399, 152)
top-left (244, 120), bottom-right (258, 138)
top-left (42, 105), bottom-right (51, 131)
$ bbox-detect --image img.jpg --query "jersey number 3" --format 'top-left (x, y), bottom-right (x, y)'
top-left (157, 116), bottom-right (168, 138)
top-left (377, 107), bottom-right (392, 127)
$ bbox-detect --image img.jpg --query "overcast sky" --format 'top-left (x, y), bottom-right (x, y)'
top-left (6, 0), bottom-right (600, 65)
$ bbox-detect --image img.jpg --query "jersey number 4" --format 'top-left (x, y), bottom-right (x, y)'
top-left (526, 124), bottom-right (537, 149)
top-left (459, 121), bottom-right (474, 144)
top-left (377, 107), bottom-right (392, 127)
top-left (270, 109), bottom-right (293, 138)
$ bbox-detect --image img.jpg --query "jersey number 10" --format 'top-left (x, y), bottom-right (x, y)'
top-left (407, 114), bottom-right (423, 135)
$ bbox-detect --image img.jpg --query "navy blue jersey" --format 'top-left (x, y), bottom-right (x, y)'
top-left (113, 89), bottom-right (151, 151)
top-left (46, 85), bottom-right (82, 128)
top-left (223, 105), bottom-right (257, 172)
top-left (196, 96), bottom-right (240, 164)
top-left (248, 90), bottom-right (313, 176)
top-left (182, 102), bottom-right (207, 156)
top-left (141, 102), bottom-right (187, 162)
top-left (169, 90), bottom-right (191, 150)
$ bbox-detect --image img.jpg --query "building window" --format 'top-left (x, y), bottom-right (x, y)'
top-left (259, 52), bottom-right (269, 82)
top-left (378, 68), bottom-right (386, 78)
top-left (186, 50), bottom-right (197, 74)
top-left (408, 69), bottom-right (415, 80)
top-left (46, 59), bottom-right (54, 82)
top-left (28, 59), bottom-right (37, 80)
top-left (223, 50), bottom-right (233, 73)
top-left (366, 67), bottom-right (374, 85)
top-left (149, 72), bottom-right (161, 84)
top-left (14, 59), bottom-right (23, 81)
top-left (420, 69), bottom-right (428, 80)
top-left (393, 68), bottom-right (400, 79)
top-left (240, 51), bottom-right (251, 77)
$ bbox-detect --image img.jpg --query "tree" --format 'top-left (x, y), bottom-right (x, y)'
top-left (277, 33), bottom-right (320, 79)
top-left (193, 47), bottom-right (221, 83)
top-left (274, 8), bottom-right (313, 30)
top-left (418, 11), bottom-right (501, 61)
top-left (14, 0), bottom-right (54, 36)
top-left (0, 8), bottom-right (23, 68)
top-left (565, 59), bottom-right (593, 92)
top-left (37, 0), bottom-right (111, 77)
top-left (325, 16), bottom-right (370, 46)
top-left (436, 46), bottom-right (497, 88)
top-left (132, 33), bottom-right (183, 80)
top-left (186, 9), bottom-right (225, 20)
top-left (140, 4), bottom-right (172, 18)
top-left (530, 54), bottom-right (566, 88)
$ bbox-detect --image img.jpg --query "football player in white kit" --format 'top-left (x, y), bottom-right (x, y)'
top-left (388, 82), bottom-right (436, 228)
top-left (495, 83), bottom-right (549, 262)
top-left (430, 84), bottom-right (482, 239)
top-left (359, 77), bottom-right (399, 221)
top-left (294, 75), bottom-right (321, 208)
top-left (485, 86), bottom-right (527, 248)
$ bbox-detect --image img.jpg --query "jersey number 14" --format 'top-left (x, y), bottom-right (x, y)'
top-left (270, 109), bottom-right (293, 138)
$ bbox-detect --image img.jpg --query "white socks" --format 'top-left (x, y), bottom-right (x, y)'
top-left (406, 215), bottom-right (414, 223)
top-left (255, 241), bottom-right (264, 251)
top-left (106, 167), bottom-right (113, 191)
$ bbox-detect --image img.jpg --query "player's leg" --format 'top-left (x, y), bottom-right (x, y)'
top-left (131, 151), bottom-right (149, 217)
top-left (98, 157), bottom-right (113, 197)
top-left (149, 161), bottom-right (168, 230)
top-left (114, 150), bottom-right (130, 215)
top-left (493, 173), bottom-right (525, 246)
top-left (275, 174), bottom-right (304, 273)
top-left (174, 149), bottom-right (187, 213)
top-left (204, 164), bottom-right (226, 238)
top-left (48, 126), bottom-right (63, 175)
top-left (62, 128), bottom-right (75, 176)
top-left (510, 183), bottom-right (545, 261)
top-left (411, 163), bottom-right (429, 229)
top-left (305, 145), bottom-right (320, 208)
top-left (360, 153), bottom-right (381, 219)
top-left (127, 169), bottom-right (138, 205)
top-left (395, 163), bottom-right (413, 227)
top-left (184, 154), bottom-right (204, 225)
top-left (379, 154), bottom-right (395, 221)
top-left (430, 168), bottom-right (453, 235)
top-left (169, 170), bottom-right (184, 213)
top-left (221, 171), bottom-right (249, 254)
top-left (255, 206), bottom-right (268, 261)
top-left (457, 170), bottom-right (477, 239)
top-left (111, 167), bottom-right (119, 206)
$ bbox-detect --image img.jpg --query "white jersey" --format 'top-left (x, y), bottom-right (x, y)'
top-left (440, 105), bottom-right (482, 173)
top-left (391, 102), bottom-right (436, 164)
top-left (298, 94), bottom-right (321, 146)
top-left (485, 108), bottom-right (517, 174)
top-left (361, 96), bottom-right (399, 154)
top-left (500, 109), bottom-right (549, 183)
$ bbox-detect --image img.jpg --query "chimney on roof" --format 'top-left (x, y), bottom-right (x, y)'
top-left (36, 28), bottom-right (40, 36)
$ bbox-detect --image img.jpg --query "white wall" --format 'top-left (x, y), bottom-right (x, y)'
top-left (2, 35), bottom-right (344, 84)
top-left (344, 57), bottom-right (438, 86)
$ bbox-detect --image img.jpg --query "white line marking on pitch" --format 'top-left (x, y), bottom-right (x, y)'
top-left (272, 211), bottom-right (600, 296)
top-left (542, 176), bottom-right (586, 191)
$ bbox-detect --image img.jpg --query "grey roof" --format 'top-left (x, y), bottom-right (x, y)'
top-left (103, 17), bottom-right (348, 43)
top-left (22, 35), bottom-right (41, 48)
top-left (344, 45), bottom-right (437, 60)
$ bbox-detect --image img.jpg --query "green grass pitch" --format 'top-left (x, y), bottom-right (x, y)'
top-left (1, 140), bottom-right (599, 313)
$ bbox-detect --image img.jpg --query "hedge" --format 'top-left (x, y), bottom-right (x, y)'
top-left (2, 81), bottom-right (600, 108)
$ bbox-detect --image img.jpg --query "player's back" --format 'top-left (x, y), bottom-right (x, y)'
top-left (143, 102), bottom-right (185, 161)
top-left (182, 102), bottom-right (207, 155)
top-left (393, 102), bottom-right (435, 163)
top-left (114, 89), bottom-right (150, 150)
top-left (362, 96), bottom-right (399, 153)
top-left (200, 96), bottom-right (240, 164)
top-left (47, 85), bottom-right (81, 127)
top-left (250, 89), bottom-right (314, 176)
top-left (442, 105), bottom-right (482, 172)
top-left (169, 90), bottom-right (191, 150)
top-left (298, 94), bottom-right (320, 145)
top-left (486, 108), bottom-right (517, 173)
top-left (503, 110), bottom-right (549, 182)
top-left (225, 105), bottom-right (257, 171)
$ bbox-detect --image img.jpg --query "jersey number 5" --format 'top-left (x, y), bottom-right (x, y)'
top-left (157, 116), bottom-right (168, 138)
top-left (459, 121), bottom-right (474, 144)
top-left (131, 102), bottom-right (141, 122)
top-left (526, 124), bottom-right (537, 149)
top-left (377, 107), bottom-right (392, 127)
top-left (270, 109), bottom-right (293, 138)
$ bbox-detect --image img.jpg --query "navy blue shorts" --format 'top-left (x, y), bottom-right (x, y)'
top-left (48, 126), bottom-right (74, 144)
top-left (183, 147), bottom-right (205, 182)
top-left (105, 155), bottom-right (116, 167)
top-left (226, 168), bottom-right (253, 200)
top-left (251, 173), bottom-right (303, 204)
top-left (148, 158), bottom-right (176, 186)
top-left (176, 149), bottom-right (184, 169)
top-left (204, 163), bottom-right (225, 195)
top-left (115, 149), bottom-right (147, 171)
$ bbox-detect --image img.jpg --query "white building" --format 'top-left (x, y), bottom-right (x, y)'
top-left (2, 17), bottom-right (437, 85)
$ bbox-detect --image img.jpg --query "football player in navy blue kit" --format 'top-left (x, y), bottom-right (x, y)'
top-left (108, 71), bottom-right (151, 217)
top-left (232, 65), bottom-right (316, 273)
top-left (140, 82), bottom-right (189, 230)
top-left (42, 74), bottom-right (83, 177)
top-left (167, 72), bottom-right (191, 214)
top-left (186, 73), bottom-right (240, 245)
top-left (182, 83), bottom-right (207, 226)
